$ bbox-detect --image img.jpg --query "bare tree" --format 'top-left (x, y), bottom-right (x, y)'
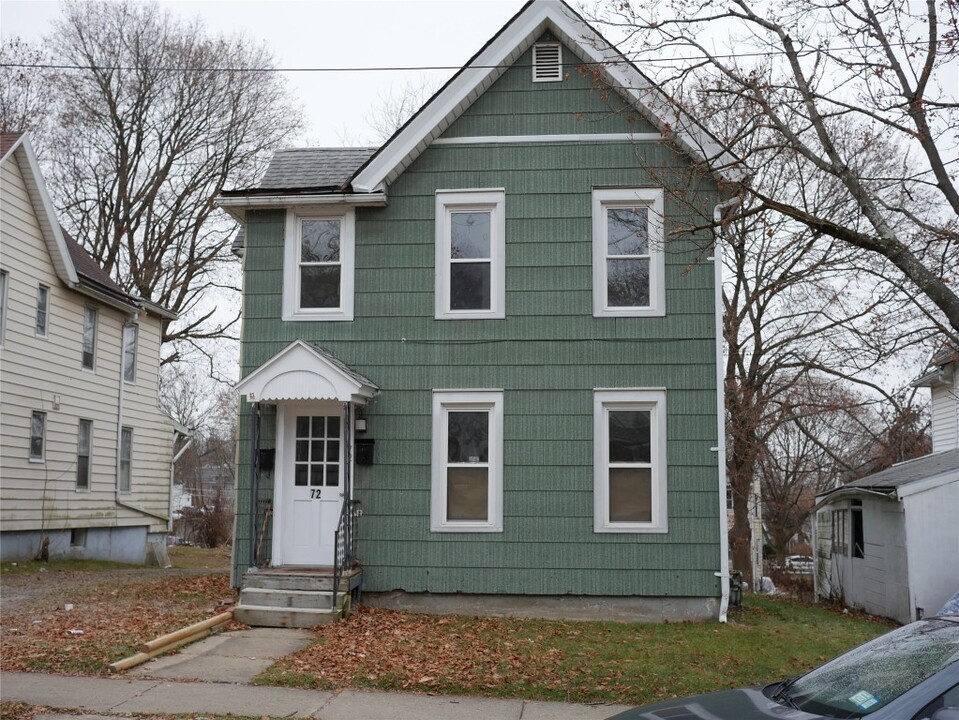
top-left (366, 79), bottom-right (438, 142)
top-left (0, 39), bottom-right (55, 137)
top-left (11, 1), bottom-right (303, 368)
top-left (592, 0), bottom-right (959, 336)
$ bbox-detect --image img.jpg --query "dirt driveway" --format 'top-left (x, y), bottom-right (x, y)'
top-left (1, 546), bottom-right (232, 614)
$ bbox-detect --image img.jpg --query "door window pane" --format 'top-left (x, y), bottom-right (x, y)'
top-left (294, 415), bottom-right (340, 489)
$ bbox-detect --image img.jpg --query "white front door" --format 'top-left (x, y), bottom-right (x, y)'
top-left (278, 407), bottom-right (343, 566)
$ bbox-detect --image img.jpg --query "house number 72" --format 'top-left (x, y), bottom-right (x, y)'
top-left (310, 489), bottom-right (322, 499)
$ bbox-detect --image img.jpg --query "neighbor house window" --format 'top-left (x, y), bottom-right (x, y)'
top-left (30, 411), bottom-right (46, 461)
top-left (122, 323), bottom-right (137, 382)
top-left (118, 426), bottom-right (133, 492)
top-left (282, 208), bottom-right (355, 321)
top-left (851, 499), bottom-right (865, 559)
top-left (592, 188), bottom-right (665, 317)
top-left (0, 270), bottom-right (8, 345)
top-left (435, 190), bottom-right (505, 320)
top-left (36, 284), bottom-right (50, 336)
top-left (82, 307), bottom-right (98, 370)
top-left (76, 419), bottom-right (92, 490)
top-left (832, 508), bottom-right (848, 556)
top-left (431, 390), bottom-right (503, 532)
top-left (594, 389), bottom-right (668, 533)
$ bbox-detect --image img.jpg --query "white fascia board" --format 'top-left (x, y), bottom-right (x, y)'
top-left (13, 136), bottom-right (80, 287)
top-left (351, 0), bottom-right (743, 193)
top-left (217, 192), bottom-right (388, 222)
top-left (895, 468), bottom-right (959, 499)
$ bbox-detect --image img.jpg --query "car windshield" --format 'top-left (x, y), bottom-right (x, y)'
top-left (784, 617), bottom-right (959, 718)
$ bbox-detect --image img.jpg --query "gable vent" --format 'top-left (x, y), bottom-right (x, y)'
top-left (532, 43), bottom-right (562, 82)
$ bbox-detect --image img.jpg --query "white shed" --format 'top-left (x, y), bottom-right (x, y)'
top-left (814, 450), bottom-right (959, 624)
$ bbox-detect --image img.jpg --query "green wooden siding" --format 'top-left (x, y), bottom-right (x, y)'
top-left (234, 34), bottom-right (723, 599)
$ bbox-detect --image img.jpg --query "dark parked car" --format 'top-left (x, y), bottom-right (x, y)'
top-left (607, 615), bottom-right (959, 719)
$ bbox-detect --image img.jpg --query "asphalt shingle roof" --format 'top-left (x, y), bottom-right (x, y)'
top-left (61, 227), bottom-right (139, 307)
top-left (844, 449), bottom-right (959, 491)
top-left (256, 147), bottom-right (377, 191)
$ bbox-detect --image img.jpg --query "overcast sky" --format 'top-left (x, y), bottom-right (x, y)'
top-left (0, 0), bottom-right (525, 147)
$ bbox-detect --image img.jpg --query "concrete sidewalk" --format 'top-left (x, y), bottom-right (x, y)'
top-left (1, 672), bottom-right (628, 719)
top-left (1, 628), bottom-right (631, 719)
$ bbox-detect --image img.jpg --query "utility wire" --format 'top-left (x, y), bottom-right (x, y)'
top-left (1, 38), bottom-right (954, 74)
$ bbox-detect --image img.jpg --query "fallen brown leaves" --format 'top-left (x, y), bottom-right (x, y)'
top-left (263, 606), bottom-right (632, 701)
top-left (1, 574), bottom-right (238, 675)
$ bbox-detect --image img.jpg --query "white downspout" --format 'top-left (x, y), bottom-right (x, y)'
top-left (711, 196), bottom-right (740, 623)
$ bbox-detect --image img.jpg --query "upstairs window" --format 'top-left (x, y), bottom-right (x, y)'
top-left (431, 390), bottom-right (504, 532)
top-left (435, 190), bottom-right (506, 320)
top-left (594, 389), bottom-right (668, 533)
top-left (30, 410), bottom-right (46, 462)
top-left (592, 189), bottom-right (665, 317)
top-left (82, 306), bottom-right (98, 370)
top-left (122, 323), bottom-right (138, 382)
top-left (36, 284), bottom-right (50, 337)
top-left (283, 209), bottom-right (355, 321)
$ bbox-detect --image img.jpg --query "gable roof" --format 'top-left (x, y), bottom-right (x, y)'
top-left (254, 147), bottom-right (377, 193)
top-left (235, 339), bottom-right (379, 404)
top-left (1, 132), bottom-right (175, 318)
top-left (349, 0), bottom-right (742, 193)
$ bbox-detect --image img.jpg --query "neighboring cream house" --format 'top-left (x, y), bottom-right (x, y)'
top-left (814, 347), bottom-right (959, 623)
top-left (0, 132), bottom-right (181, 565)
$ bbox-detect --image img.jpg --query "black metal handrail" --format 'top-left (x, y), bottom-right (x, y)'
top-left (332, 498), bottom-right (360, 613)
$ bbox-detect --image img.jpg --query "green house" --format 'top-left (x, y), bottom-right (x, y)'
top-left (220, 0), bottom-right (738, 626)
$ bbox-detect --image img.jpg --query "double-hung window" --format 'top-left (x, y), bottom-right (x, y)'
top-left (431, 390), bottom-right (504, 532)
top-left (435, 190), bottom-right (505, 320)
top-left (283, 209), bottom-right (355, 321)
top-left (118, 426), bottom-right (133, 492)
top-left (36, 284), bottom-right (50, 336)
top-left (82, 306), bottom-right (98, 370)
top-left (592, 188), bottom-right (665, 317)
top-left (77, 419), bottom-right (92, 490)
top-left (122, 323), bottom-right (138, 382)
top-left (30, 411), bottom-right (46, 462)
top-left (594, 389), bottom-right (668, 533)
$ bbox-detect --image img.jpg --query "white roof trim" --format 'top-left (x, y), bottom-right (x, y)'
top-left (2, 134), bottom-right (79, 287)
top-left (236, 339), bottom-right (378, 404)
top-left (351, 0), bottom-right (742, 193)
top-left (217, 192), bottom-right (388, 223)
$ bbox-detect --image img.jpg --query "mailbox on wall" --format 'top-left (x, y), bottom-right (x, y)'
top-left (355, 439), bottom-right (375, 466)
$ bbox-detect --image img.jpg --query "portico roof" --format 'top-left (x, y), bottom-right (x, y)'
top-left (236, 340), bottom-right (378, 404)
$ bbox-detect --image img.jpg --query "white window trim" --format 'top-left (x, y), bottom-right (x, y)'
top-left (82, 306), bottom-right (98, 371)
top-left (118, 426), bottom-right (133, 493)
top-left (435, 189), bottom-right (506, 320)
top-left (591, 188), bottom-right (666, 318)
top-left (0, 269), bottom-right (8, 346)
top-left (29, 410), bottom-right (46, 463)
top-left (36, 283), bottom-right (50, 338)
top-left (122, 323), bottom-right (138, 384)
top-left (431, 389), bottom-right (504, 532)
top-left (593, 388), bottom-right (668, 533)
top-left (283, 207), bottom-right (355, 321)
top-left (76, 418), bottom-right (92, 491)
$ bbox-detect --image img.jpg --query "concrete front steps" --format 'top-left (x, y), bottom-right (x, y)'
top-left (234, 567), bottom-right (362, 629)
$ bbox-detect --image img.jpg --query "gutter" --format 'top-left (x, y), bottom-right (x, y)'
top-left (711, 195), bottom-right (741, 623)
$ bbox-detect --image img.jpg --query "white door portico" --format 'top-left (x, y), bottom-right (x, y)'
top-left (236, 340), bottom-right (378, 567)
